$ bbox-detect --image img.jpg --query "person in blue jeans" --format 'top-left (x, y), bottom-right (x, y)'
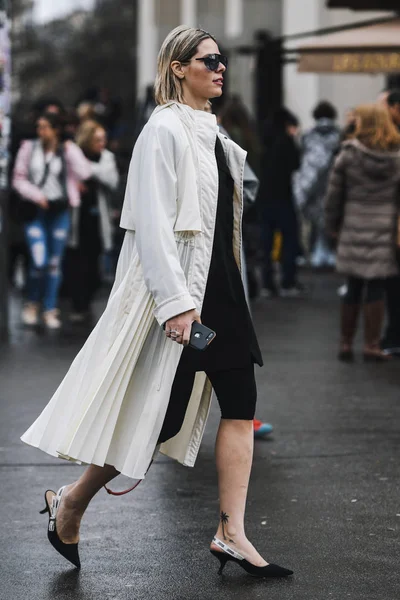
top-left (13, 112), bottom-right (92, 328)
top-left (24, 208), bottom-right (70, 325)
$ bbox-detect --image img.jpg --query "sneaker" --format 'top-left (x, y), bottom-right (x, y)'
top-left (21, 302), bottom-right (39, 326)
top-left (253, 419), bottom-right (273, 438)
top-left (280, 284), bottom-right (308, 298)
top-left (43, 309), bottom-right (62, 330)
top-left (260, 286), bottom-right (279, 298)
top-left (380, 345), bottom-right (400, 357)
top-left (296, 256), bottom-right (307, 267)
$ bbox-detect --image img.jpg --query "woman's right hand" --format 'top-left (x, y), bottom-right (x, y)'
top-left (37, 198), bottom-right (49, 210)
top-left (165, 309), bottom-right (201, 346)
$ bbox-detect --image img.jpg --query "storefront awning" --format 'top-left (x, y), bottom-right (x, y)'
top-left (327, 1), bottom-right (400, 9)
top-left (298, 18), bottom-right (400, 73)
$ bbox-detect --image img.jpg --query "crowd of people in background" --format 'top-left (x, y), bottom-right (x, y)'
top-left (210, 89), bottom-right (400, 362)
top-left (9, 94), bottom-right (123, 329)
top-left (8, 86), bottom-right (400, 364)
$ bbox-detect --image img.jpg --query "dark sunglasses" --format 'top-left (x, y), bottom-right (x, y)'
top-left (195, 53), bottom-right (228, 71)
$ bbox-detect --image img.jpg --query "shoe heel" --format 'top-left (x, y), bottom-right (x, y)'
top-left (39, 506), bottom-right (49, 515)
top-left (210, 550), bottom-right (229, 575)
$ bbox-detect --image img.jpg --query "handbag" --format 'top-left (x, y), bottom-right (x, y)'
top-left (47, 197), bottom-right (69, 215)
top-left (17, 193), bottom-right (39, 223)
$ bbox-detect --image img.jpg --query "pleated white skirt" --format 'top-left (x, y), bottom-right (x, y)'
top-left (21, 231), bottom-right (195, 479)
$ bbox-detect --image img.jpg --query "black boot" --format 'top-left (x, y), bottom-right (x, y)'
top-left (363, 301), bottom-right (391, 362)
top-left (338, 303), bottom-right (361, 362)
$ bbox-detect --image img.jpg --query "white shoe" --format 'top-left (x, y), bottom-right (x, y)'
top-left (21, 302), bottom-right (39, 326)
top-left (296, 256), bottom-right (307, 267)
top-left (43, 309), bottom-right (62, 330)
top-left (280, 284), bottom-right (308, 298)
top-left (69, 312), bottom-right (88, 324)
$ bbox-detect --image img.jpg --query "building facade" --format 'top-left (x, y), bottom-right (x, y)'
top-left (138, 0), bottom-right (394, 128)
top-left (283, 0), bottom-right (393, 128)
top-left (13, 0), bottom-right (397, 130)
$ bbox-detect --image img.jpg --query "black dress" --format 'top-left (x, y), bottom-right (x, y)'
top-left (178, 137), bottom-right (263, 372)
top-left (158, 138), bottom-right (262, 444)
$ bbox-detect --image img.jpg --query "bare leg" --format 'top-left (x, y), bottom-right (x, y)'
top-left (56, 464), bottom-right (119, 543)
top-left (211, 419), bottom-right (267, 567)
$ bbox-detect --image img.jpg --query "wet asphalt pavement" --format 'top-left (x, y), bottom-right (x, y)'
top-left (1, 272), bottom-right (399, 600)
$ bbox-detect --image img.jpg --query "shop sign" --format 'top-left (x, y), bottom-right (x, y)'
top-left (299, 51), bottom-right (400, 73)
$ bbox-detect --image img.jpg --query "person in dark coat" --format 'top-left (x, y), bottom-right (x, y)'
top-left (258, 108), bottom-right (304, 297)
top-left (325, 104), bottom-right (400, 362)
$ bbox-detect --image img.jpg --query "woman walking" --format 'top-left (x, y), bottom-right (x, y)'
top-left (66, 120), bottom-right (119, 322)
top-left (12, 112), bottom-right (92, 329)
top-left (21, 26), bottom-right (292, 579)
top-left (325, 104), bottom-right (400, 361)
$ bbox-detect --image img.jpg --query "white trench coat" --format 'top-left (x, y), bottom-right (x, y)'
top-left (21, 102), bottom-right (247, 480)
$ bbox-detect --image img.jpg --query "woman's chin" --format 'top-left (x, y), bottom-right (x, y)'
top-left (209, 87), bottom-right (223, 99)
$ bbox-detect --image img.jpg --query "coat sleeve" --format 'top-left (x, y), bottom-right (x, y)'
top-left (325, 149), bottom-right (347, 235)
top-left (91, 151), bottom-right (119, 191)
top-left (12, 141), bottom-right (47, 204)
top-left (130, 123), bottom-right (196, 326)
top-left (64, 141), bottom-right (92, 181)
top-left (243, 161), bottom-right (259, 213)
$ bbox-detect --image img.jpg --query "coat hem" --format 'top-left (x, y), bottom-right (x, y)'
top-left (20, 436), bottom-right (149, 481)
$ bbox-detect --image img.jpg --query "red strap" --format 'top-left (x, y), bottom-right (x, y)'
top-left (103, 460), bottom-right (153, 496)
top-left (104, 479), bottom-right (143, 496)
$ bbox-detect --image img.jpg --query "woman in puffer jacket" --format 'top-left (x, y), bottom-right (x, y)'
top-left (325, 104), bottom-right (400, 361)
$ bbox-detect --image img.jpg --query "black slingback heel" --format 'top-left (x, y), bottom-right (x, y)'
top-left (40, 487), bottom-right (81, 569)
top-left (210, 537), bottom-right (293, 578)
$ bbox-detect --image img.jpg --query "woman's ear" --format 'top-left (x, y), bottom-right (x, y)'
top-left (171, 61), bottom-right (185, 80)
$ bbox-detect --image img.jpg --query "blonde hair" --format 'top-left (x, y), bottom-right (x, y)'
top-left (354, 104), bottom-right (400, 152)
top-left (76, 120), bottom-right (105, 153)
top-left (77, 101), bottom-right (95, 122)
top-left (154, 25), bottom-right (216, 105)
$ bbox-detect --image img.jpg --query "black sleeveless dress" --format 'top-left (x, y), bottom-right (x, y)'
top-left (157, 138), bottom-right (262, 444)
top-left (178, 136), bottom-right (262, 372)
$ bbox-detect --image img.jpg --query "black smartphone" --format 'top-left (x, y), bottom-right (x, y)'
top-left (189, 322), bottom-right (216, 351)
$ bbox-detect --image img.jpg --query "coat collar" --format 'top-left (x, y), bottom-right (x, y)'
top-left (346, 138), bottom-right (400, 159)
top-left (152, 101), bottom-right (217, 129)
